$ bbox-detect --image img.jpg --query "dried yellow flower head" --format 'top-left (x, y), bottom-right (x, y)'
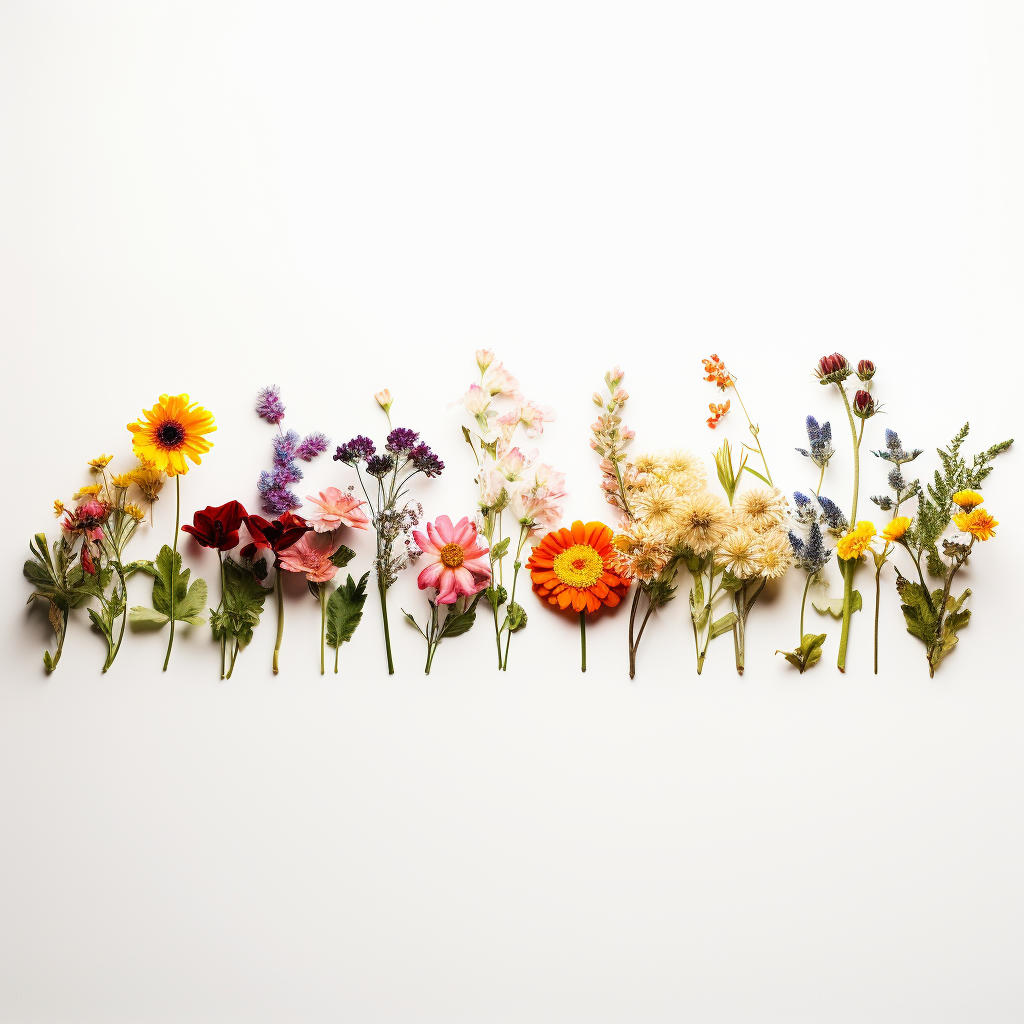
top-left (88, 454), bottom-right (114, 470)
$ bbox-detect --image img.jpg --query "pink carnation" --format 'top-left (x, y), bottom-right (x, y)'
top-left (276, 530), bottom-right (345, 583)
top-left (304, 487), bottom-right (370, 533)
top-left (412, 515), bottom-right (491, 605)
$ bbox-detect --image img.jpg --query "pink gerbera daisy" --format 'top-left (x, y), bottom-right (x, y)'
top-left (304, 487), bottom-right (370, 533)
top-left (413, 515), bottom-right (491, 604)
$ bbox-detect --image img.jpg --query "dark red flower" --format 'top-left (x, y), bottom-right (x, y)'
top-left (857, 359), bottom-right (875, 381)
top-left (815, 352), bottom-right (851, 384)
top-left (240, 511), bottom-right (311, 564)
top-left (182, 500), bottom-right (248, 550)
top-left (81, 545), bottom-right (97, 575)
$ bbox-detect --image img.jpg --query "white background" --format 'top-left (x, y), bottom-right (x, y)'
top-left (1, 3), bottom-right (1022, 1022)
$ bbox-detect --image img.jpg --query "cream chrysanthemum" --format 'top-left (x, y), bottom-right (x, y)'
top-left (632, 483), bottom-right (684, 534)
top-left (674, 492), bottom-right (731, 555)
top-left (753, 529), bottom-right (792, 579)
top-left (735, 487), bottom-right (789, 534)
top-left (719, 526), bottom-right (759, 579)
top-left (612, 522), bottom-right (672, 582)
top-left (633, 452), bottom-right (668, 476)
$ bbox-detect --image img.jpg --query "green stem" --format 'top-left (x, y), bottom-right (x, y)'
top-left (580, 611), bottom-right (587, 673)
top-left (425, 603), bottom-right (438, 675)
top-left (379, 575), bottom-right (394, 674)
top-left (162, 476), bottom-right (180, 672)
top-left (501, 525), bottom-right (529, 671)
top-left (836, 388), bottom-right (862, 672)
top-left (226, 642), bottom-right (239, 679)
top-left (874, 562), bottom-right (882, 675)
top-left (273, 570), bottom-right (284, 674)
top-left (815, 462), bottom-right (825, 496)
top-left (219, 551), bottom-right (226, 680)
top-left (320, 582), bottom-right (327, 675)
top-left (732, 583), bottom-right (746, 675)
top-left (105, 562), bottom-right (129, 672)
top-left (733, 384), bottom-right (772, 485)
top-left (799, 574), bottom-right (811, 640)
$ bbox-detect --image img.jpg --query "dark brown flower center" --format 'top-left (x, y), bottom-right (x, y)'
top-left (157, 421), bottom-right (186, 449)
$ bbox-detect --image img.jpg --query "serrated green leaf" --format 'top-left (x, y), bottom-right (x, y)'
top-left (330, 545), bottom-right (356, 568)
top-left (440, 593), bottom-right (483, 639)
top-left (212, 558), bottom-right (271, 649)
top-left (326, 572), bottom-right (369, 650)
top-left (131, 545), bottom-right (207, 631)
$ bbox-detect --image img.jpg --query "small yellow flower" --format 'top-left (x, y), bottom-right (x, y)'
top-left (88, 454), bottom-right (114, 470)
top-left (131, 466), bottom-right (165, 502)
top-left (53, 499), bottom-right (65, 518)
top-left (72, 484), bottom-right (102, 500)
top-left (953, 507), bottom-right (998, 541)
top-left (110, 472), bottom-right (135, 489)
top-left (882, 516), bottom-right (912, 542)
top-left (951, 489), bottom-right (984, 510)
top-left (124, 503), bottom-right (147, 523)
top-left (837, 521), bottom-right (876, 560)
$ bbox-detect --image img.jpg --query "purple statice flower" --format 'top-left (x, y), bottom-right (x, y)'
top-left (296, 432), bottom-right (329, 461)
top-left (256, 385), bottom-right (286, 425)
top-left (409, 444), bottom-right (444, 478)
top-left (385, 427), bottom-right (420, 454)
top-left (366, 454), bottom-right (396, 478)
top-left (334, 435), bottom-right (377, 464)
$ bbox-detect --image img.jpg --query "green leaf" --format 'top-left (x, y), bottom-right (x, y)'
top-left (402, 609), bottom-right (427, 638)
top-left (505, 601), bottom-right (527, 633)
top-left (330, 545), bottom-right (356, 568)
top-left (777, 632), bottom-right (827, 672)
top-left (211, 558), bottom-right (271, 650)
top-left (326, 572), bottom-right (369, 650)
top-left (485, 584), bottom-right (507, 609)
top-left (742, 465), bottom-right (771, 485)
top-left (813, 591), bottom-right (862, 619)
top-left (489, 537), bottom-right (510, 562)
top-left (440, 593), bottom-right (483, 639)
top-left (130, 545), bottom-right (207, 630)
top-left (709, 612), bottom-right (737, 639)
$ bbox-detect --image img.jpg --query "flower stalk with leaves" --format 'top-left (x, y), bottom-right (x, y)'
top-left (335, 399), bottom-right (443, 673)
top-left (891, 424), bottom-right (1011, 675)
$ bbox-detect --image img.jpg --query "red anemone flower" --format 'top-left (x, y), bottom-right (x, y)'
top-left (182, 500), bottom-right (248, 550)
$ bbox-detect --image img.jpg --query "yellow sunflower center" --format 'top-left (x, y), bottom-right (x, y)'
top-left (156, 420), bottom-right (186, 449)
top-left (552, 544), bottom-right (604, 589)
top-left (439, 543), bottom-right (464, 568)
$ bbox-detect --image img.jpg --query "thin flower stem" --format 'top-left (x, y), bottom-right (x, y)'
top-left (874, 563), bottom-right (882, 675)
top-left (500, 525), bottom-right (529, 671)
top-left (799, 574), bottom-right (811, 640)
top-left (320, 582), bottom-right (327, 675)
top-left (226, 641), bottom-right (239, 679)
top-left (162, 476), bottom-right (180, 672)
top-left (217, 552), bottom-right (226, 679)
top-left (273, 571), bottom-right (284, 674)
top-left (379, 576), bottom-right (394, 674)
top-left (580, 611), bottom-right (587, 673)
top-left (733, 384), bottom-right (772, 485)
top-left (836, 386), bottom-right (862, 673)
top-left (815, 463), bottom-right (825, 496)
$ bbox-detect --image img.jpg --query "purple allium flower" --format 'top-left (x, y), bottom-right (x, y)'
top-left (256, 385), bottom-right (286, 424)
top-left (334, 435), bottom-right (377, 464)
top-left (385, 427), bottom-right (420, 454)
top-left (296, 432), bottom-right (330, 461)
top-left (409, 444), bottom-right (444, 478)
top-left (366, 454), bottom-right (395, 478)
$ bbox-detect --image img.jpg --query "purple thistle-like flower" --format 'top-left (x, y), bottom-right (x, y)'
top-left (334, 435), bottom-right (377, 464)
top-left (385, 427), bottom-right (420, 454)
top-left (256, 385), bottom-right (286, 425)
top-left (817, 495), bottom-right (848, 533)
top-left (262, 487), bottom-right (302, 515)
top-left (409, 444), bottom-right (444, 478)
top-left (296, 431), bottom-right (330, 461)
top-left (272, 463), bottom-right (302, 487)
top-left (273, 430), bottom-right (300, 465)
top-left (366, 454), bottom-right (396, 478)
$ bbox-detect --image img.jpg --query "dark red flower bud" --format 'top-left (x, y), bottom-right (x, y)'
top-left (857, 359), bottom-right (875, 381)
top-left (240, 512), bottom-right (311, 564)
top-left (815, 352), bottom-right (851, 384)
top-left (852, 390), bottom-right (875, 418)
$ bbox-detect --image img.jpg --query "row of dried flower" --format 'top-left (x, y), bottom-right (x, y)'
top-left (25, 352), bottom-right (1011, 679)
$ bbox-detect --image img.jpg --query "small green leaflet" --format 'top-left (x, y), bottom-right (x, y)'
top-left (777, 632), bottom-right (827, 673)
top-left (330, 545), bottom-right (356, 568)
top-left (440, 592), bottom-right (483, 639)
top-left (23, 533), bottom-right (91, 672)
top-left (129, 544), bottom-right (208, 630)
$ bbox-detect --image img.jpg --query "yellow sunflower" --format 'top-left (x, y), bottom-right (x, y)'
top-left (127, 394), bottom-right (216, 476)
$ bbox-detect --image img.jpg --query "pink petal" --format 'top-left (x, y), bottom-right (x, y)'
top-left (426, 521), bottom-right (444, 550)
top-left (436, 568), bottom-right (458, 604)
top-left (453, 517), bottom-right (476, 547)
top-left (435, 515), bottom-right (455, 544)
top-left (417, 561), bottom-right (445, 590)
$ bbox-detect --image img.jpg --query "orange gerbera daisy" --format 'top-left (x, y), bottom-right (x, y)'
top-left (127, 394), bottom-right (216, 477)
top-left (527, 521), bottom-right (629, 671)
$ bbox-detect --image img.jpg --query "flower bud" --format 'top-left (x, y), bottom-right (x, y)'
top-left (857, 359), bottom-right (875, 381)
top-left (815, 352), bottom-right (852, 384)
top-left (852, 390), bottom-right (875, 418)
top-left (593, 392), bottom-right (604, 406)
top-left (374, 389), bottom-right (393, 414)
top-left (475, 349), bottom-right (495, 372)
